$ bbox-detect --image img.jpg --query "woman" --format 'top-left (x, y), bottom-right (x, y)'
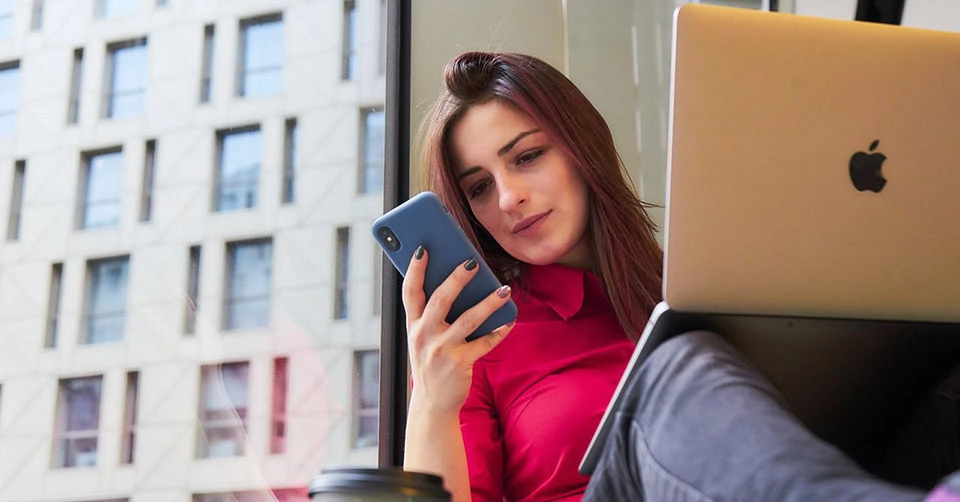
top-left (401, 51), bottom-right (942, 501)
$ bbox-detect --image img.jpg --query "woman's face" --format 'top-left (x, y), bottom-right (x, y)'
top-left (450, 100), bottom-right (592, 269)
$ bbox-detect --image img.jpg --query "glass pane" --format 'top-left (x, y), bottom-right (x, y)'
top-left (2, 0), bottom-right (384, 499)
top-left (0, 0), bottom-right (12, 39)
top-left (218, 129), bottom-right (261, 211)
top-left (0, 65), bottom-right (20, 136)
top-left (241, 19), bottom-right (283, 97)
top-left (361, 109), bottom-right (384, 193)
top-left (83, 151), bottom-right (123, 228)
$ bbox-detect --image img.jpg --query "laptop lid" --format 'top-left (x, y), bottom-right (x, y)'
top-left (664, 4), bottom-right (960, 323)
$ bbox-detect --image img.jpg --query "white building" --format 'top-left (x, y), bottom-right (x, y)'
top-left (0, 0), bottom-right (386, 500)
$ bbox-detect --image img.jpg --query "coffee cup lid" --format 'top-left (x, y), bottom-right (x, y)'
top-left (309, 467), bottom-right (451, 498)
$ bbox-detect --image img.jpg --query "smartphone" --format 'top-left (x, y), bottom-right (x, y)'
top-left (372, 191), bottom-right (518, 341)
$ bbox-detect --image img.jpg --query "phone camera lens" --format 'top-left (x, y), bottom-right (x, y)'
top-left (378, 226), bottom-right (401, 252)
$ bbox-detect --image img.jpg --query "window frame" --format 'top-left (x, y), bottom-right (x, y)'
top-left (236, 13), bottom-right (284, 98)
top-left (103, 37), bottom-right (148, 119)
top-left (81, 255), bottom-right (130, 345)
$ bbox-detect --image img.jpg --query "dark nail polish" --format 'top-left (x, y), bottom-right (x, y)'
top-left (464, 258), bottom-right (478, 271)
top-left (414, 246), bottom-right (424, 260)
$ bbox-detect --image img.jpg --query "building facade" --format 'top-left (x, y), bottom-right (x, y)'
top-left (0, 0), bottom-right (386, 500)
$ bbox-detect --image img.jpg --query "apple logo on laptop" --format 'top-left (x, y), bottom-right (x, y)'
top-left (849, 139), bottom-right (887, 193)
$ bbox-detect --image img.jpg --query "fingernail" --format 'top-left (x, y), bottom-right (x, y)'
top-left (414, 246), bottom-right (424, 260)
top-left (496, 285), bottom-right (511, 298)
top-left (464, 258), bottom-right (478, 271)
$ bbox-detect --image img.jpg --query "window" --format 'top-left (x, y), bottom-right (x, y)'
top-left (341, 0), bottom-right (357, 80)
top-left (78, 149), bottom-right (123, 230)
top-left (373, 252), bottom-right (381, 315)
top-left (353, 350), bottom-right (379, 448)
top-left (224, 239), bottom-right (272, 330)
top-left (104, 38), bottom-right (147, 119)
top-left (215, 126), bottom-right (261, 212)
top-left (0, 61), bottom-right (21, 136)
top-left (31, 0), bottom-right (44, 30)
top-left (185, 245), bottom-right (201, 334)
top-left (199, 24), bottom-right (215, 103)
top-left (7, 160), bottom-right (24, 241)
top-left (359, 108), bottom-right (385, 194)
top-left (95, 0), bottom-right (138, 19)
top-left (334, 227), bottom-right (350, 320)
top-left (67, 48), bottom-right (84, 124)
top-left (0, 0), bottom-right (11, 39)
top-left (120, 371), bottom-right (139, 464)
top-left (197, 362), bottom-right (249, 458)
top-left (238, 15), bottom-right (283, 97)
top-left (83, 256), bottom-right (130, 344)
top-left (45, 263), bottom-right (63, 348)
top-left (156, 0), bottom-right (168, 7)
top-left (54, 376), bottom-right (103, 468)
top-left (270, 357), bottom-right (288, 454)
top-left (140, 139), bottom-right (156, 222)
top-left (281, 118), bottom-right (297, 204)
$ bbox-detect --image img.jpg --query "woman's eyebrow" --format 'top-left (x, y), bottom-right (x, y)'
top-left (457, 128), bottom-right (542, 181)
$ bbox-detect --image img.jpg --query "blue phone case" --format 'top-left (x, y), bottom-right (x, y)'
top-left (372, 191), bottom-right (518, 341)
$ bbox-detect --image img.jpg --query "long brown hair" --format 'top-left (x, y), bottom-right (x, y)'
top-left (421, 52), bottom-right (662, 341)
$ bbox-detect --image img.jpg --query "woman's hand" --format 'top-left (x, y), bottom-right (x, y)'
top-left (402, 246), bottom-right (515, 414)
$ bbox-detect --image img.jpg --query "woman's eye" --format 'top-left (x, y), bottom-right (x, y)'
top-left (516, 149), bottom-right (544, 166)
top-left (470, 180), bottom-right (491, 199)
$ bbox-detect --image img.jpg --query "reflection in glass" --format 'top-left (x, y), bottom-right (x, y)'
top-left (80, 150), bottom-right (123, 229)
top-left (84, 256), bottom-right (130, 344)
top-left (353, 350), bottom-right (379, 448)
top-left (342, 0), bottom-right (358, 80)
top-left (54, 376), bottom-right (103, 468)
top-left (45, 263), bottom-right (63, 348)
top-left (7, 160), bottom-right (24, 240)
top-left (200, 24), bottom-right (215, 103)
top-left (239, 15), bottom-right (283, 97)
top-left (334, 227), bottom-right (350, 320)
top-left (68, 48), bottom-right (84, 123)
top-left (105, 39), bottom-right (147, 119)
top-left (225, 239), bottom-right (273, 330)
top-left (0, 62), bottom-right (20, 136)
top-left (282, 118), bottom-right (298, 203)
top-left (31, 0), bottom-right (44, 30)
top-left (198, 362), bottom-right (249, 458)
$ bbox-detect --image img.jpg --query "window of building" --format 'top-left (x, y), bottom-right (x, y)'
top-left (334, 227), bottom-right (350, 320)
top-left (94, 0), bottom-right (138, 19)
top-left (45, 263), bottom-right (63, 348)
top-left (7, 159), bottom-right (25, 241)
top-left (83, 256), bottom-right (130, 344)
top-left (359, 107), bottom-right (385, 194)
top-left (140, 139), bottom-right (156, 222)
top-left (120, 371), bottom-right (139, 464)
top-left (156, 0), bottom-right (168, 7)
top-left (281, 118), bottom-right (297, 204)
top-left (78, 149), bottom-right (123, 230)
top-left (104, 38), bottom-right (147, 119)
top-left (224, 239), bottom-right (272, 330)
top-left (197, 362), bottom-right (249, 458)
top-left (200, 24), bottom-right (215, 103)
top-left (270, 357), bottom-right (288, 454)
top-left (341, 0), bottom-right (357, 81)
top-left (379, 0), bottom-right (387, 75)
top-left (373, 252), bottom-right (381, 315)
top-left (31, 0), bottom-right (44, 30)
top-left (0, 0), bottom-right (11, 39)
top-left (353, 350), bottom-right (379, 448)
top-left (67, 48), bottom-right (84, 124)
top-left (54, 376), bottom-right (103, 468)
top-left (185, 245), bottom-right (201, 334)
top-left (214, 126), bottom-right (261, 212)
top-left (0, 61), bottom-right (21, 136)
top-left (237, 15), bottom-right (283, 97)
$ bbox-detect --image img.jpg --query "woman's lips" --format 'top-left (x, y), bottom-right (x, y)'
top-left (512, 211), bottom-right (550, 235)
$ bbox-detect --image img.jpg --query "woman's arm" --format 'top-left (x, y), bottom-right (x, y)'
top-left (404, 399), bottom-right (471, 501)
top-left (400, 247), bottom-right (513, 501)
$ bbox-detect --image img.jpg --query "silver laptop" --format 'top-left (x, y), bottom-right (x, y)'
top-left (581, 4), bottom-right (960, 476)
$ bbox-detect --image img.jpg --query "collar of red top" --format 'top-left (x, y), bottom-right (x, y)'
top-left (516, 263), bottom-right (593, 320)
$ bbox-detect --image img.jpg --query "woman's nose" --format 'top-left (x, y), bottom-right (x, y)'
top-left (498, 173), bottom-right (528, 212)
